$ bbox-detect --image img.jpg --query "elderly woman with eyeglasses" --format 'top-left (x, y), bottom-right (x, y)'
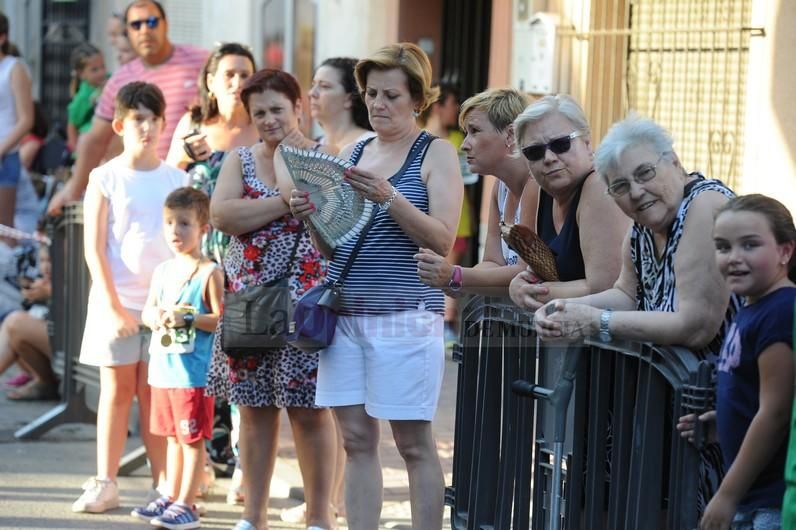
top-left (508, 95), bottom-right (628, 311)
top-left (533, 114), bottom-right (740, 514)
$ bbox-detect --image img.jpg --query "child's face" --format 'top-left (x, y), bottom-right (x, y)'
top-left (163, 207), bottom-right (207, 256)
top-left (81, 54), bottom-right (106, 87)
top-left (114, 104), bottom-right (164, 151)
top-left (714, 209), bottom-right (794, 302)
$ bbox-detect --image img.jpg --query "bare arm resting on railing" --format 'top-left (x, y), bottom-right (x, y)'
top-left (510, 171), bottom-right (629, 311)
top-left (535, 192), bottom-right (730, 349)
top-left (415, 184), bottom-right (526, 297)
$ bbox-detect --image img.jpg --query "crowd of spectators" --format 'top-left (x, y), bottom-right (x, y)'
top-left (1, 1), bottom-right (795, 529)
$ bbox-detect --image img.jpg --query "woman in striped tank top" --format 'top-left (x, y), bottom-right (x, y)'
top-left (287, 43), bottom-right (462, 529)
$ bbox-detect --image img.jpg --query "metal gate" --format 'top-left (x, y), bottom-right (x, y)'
top-left (552, 0), bottom-right (763, 190)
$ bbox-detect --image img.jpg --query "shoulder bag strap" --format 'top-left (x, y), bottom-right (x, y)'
top-left (333, 132), bottom-right (437, 286)
top-left (276, 224), bottom-right (305, 280)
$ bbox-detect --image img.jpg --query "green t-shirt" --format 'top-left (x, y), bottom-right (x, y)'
top-left (782, 299), bottom-right (796, 528)
top-left (67, 80), bottom-right (102, 133)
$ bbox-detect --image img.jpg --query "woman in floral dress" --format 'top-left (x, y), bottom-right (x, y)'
top-left (207, 69), bottom-right (336, 530)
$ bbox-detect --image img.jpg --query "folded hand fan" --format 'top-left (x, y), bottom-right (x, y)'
top-left (499, 222), bottom-right (559, 282)
top-left (279, 145), bottom-right (374, 250)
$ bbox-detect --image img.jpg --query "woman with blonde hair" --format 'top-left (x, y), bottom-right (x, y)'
top-left (286, 42), bottom-right (462, 529)
top-left (415, 87), bottom-right (538, 297)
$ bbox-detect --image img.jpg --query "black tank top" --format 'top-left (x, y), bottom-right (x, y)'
top-left (536, 174), bottom-right (589, 282)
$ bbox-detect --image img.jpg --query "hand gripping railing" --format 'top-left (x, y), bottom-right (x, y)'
top-left (445, 296), bottom-right (713, 530)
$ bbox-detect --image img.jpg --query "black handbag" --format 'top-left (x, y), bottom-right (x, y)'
top-left (221, 226), bottom-right (303, 358)
top-left (288, 133), bottom-right (437, 352)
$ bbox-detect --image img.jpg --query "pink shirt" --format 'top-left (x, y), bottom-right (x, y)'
top-left (95, 45), bottom-right (208, 158)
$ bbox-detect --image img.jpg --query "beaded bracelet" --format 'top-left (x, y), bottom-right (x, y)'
top-left (378, 185), bottom-right (398, 212)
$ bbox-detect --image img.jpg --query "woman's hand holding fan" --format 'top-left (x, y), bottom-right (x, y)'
top-left (279, 144), bottom-right (374, 250)
top-left (499, 223), bottom-right (559, 282)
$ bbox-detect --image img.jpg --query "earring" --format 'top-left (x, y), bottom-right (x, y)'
top-left (412, 109), bottom-right (420, 118)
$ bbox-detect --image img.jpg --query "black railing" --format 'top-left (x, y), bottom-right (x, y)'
top-left (446, 297), bottom-right (712, 530)
top-left (15, 203), bottom-right (95, 439)
top-left (15, 203), bottom-right (147, 475)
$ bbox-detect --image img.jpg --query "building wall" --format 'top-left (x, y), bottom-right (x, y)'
top-left (314, 0), bottom-right (399, 66)
top-left (742, 0), bottom-right (796, 214)
top-left (397, 0), bottom-right (443, 76)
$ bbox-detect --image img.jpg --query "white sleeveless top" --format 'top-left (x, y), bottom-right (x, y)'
top-left (0, 56), bottom-right (23, 149)
top-left (497, 180), bottom-right (521, 265)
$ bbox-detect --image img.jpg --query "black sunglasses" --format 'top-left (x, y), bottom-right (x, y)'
top-left (521, 131), bottom-right (585, 162)
top-left (128, 16), bottom-right (160, 31)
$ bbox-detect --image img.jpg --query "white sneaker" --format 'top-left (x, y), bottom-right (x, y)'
top-left (72, 477), bottom-right (120, 513)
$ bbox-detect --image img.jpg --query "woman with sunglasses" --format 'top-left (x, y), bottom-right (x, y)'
top-left (509, 94), bottom-right (627, 311)
top-left (532, 114), bottom-right (739, 519)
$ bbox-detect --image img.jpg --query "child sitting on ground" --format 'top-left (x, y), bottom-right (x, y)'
top-left (71, 81), bottom-right (188, 514)
top-left (679, 194), bottom-right (796, 529)
top-left (131, 187), bottom-right (223, 530)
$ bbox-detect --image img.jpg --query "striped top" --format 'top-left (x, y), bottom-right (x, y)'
top-left (326, 131), bottom-right (445, 316)
top-left (95, 45), bottom-right (208, 158)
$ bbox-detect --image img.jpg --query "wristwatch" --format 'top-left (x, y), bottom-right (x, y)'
top-left (182, 312), bottom-right (195, 329)
top-left (448, 265), bottom-right (463, 291)
top-left (598, 309), bottom-right (613, 343)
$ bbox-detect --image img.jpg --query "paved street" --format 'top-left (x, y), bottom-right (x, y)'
top-left (0, 357), bottom-right (457, 530)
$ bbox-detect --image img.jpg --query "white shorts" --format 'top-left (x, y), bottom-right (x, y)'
top-left (315, 310), bottom-right (445, 421)
top-left (78, 291), bottom-right (150, 367)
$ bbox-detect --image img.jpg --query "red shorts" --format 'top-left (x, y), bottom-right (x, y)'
top-left (150, 387), bottom-right (215, 444)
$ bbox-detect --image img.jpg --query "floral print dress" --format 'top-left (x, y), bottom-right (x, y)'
top-left (206, 146), bottom-right (326, 408)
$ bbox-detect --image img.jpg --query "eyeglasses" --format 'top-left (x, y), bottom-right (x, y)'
top-left (521, 131), bottom-right (585, 162)
top-left (128, 16), bottom-right (160, 31)
top-left (605, 154), bottom-right (666, 197)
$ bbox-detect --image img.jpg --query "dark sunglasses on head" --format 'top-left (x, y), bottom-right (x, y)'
top-left (128, 15), bottom-right (160, 31)
top-left (521, 130), bottom-right (585, 162)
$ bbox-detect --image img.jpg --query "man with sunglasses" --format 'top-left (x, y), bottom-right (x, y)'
top-left (48, 0), bottom-right (207, 215)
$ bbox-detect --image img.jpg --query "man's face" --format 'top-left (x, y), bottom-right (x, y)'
top-left (125, 2), bottom-right (168, 62)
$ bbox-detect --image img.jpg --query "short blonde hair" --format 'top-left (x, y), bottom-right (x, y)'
top-left (354, 43), bottom-right (439, 112)
top-left (459, 88), bottom-right (530, 131)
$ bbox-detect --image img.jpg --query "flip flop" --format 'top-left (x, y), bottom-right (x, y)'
top-left (7, 381), bottom-right (59, 401)
top-left (4, 372), bottom-right (33, 388)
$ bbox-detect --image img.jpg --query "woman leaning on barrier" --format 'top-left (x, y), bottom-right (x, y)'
top-left (415, 88), bottom-right (538, 297)
top-left (533, 114), bottom-right (742, 513)
top-left (508, 94), bottom-right (629, 309)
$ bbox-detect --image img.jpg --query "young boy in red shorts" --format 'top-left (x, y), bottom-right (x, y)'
top-left (132, 187), bottom-right (223, 529)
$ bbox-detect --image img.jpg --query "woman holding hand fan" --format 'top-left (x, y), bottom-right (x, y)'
top-left (508, 95), bottom-right (628, 311)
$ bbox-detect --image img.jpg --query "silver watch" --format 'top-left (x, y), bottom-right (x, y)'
top-left (598, 309), bottom-right (613, 343)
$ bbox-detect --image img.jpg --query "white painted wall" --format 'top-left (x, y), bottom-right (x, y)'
top-left (742, 0), bottom-right (796, 214)
top-left (314, 0), bottom-right (399, 66)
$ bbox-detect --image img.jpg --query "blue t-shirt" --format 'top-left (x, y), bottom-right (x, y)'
top-left (716, 286), bottom-right (796, 510)
top-left (148, 260), bottom-right (217, 389)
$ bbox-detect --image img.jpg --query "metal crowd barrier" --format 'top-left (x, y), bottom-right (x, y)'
top-left (14, 203), bottom-right (147, 476)
top-left (446, 297), bottom-right (713, 530)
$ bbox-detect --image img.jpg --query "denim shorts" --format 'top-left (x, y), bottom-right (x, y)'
top-left (0, 151), bottom-right (21, 187)
top-left (732, 508), bottom-right (782, 529)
